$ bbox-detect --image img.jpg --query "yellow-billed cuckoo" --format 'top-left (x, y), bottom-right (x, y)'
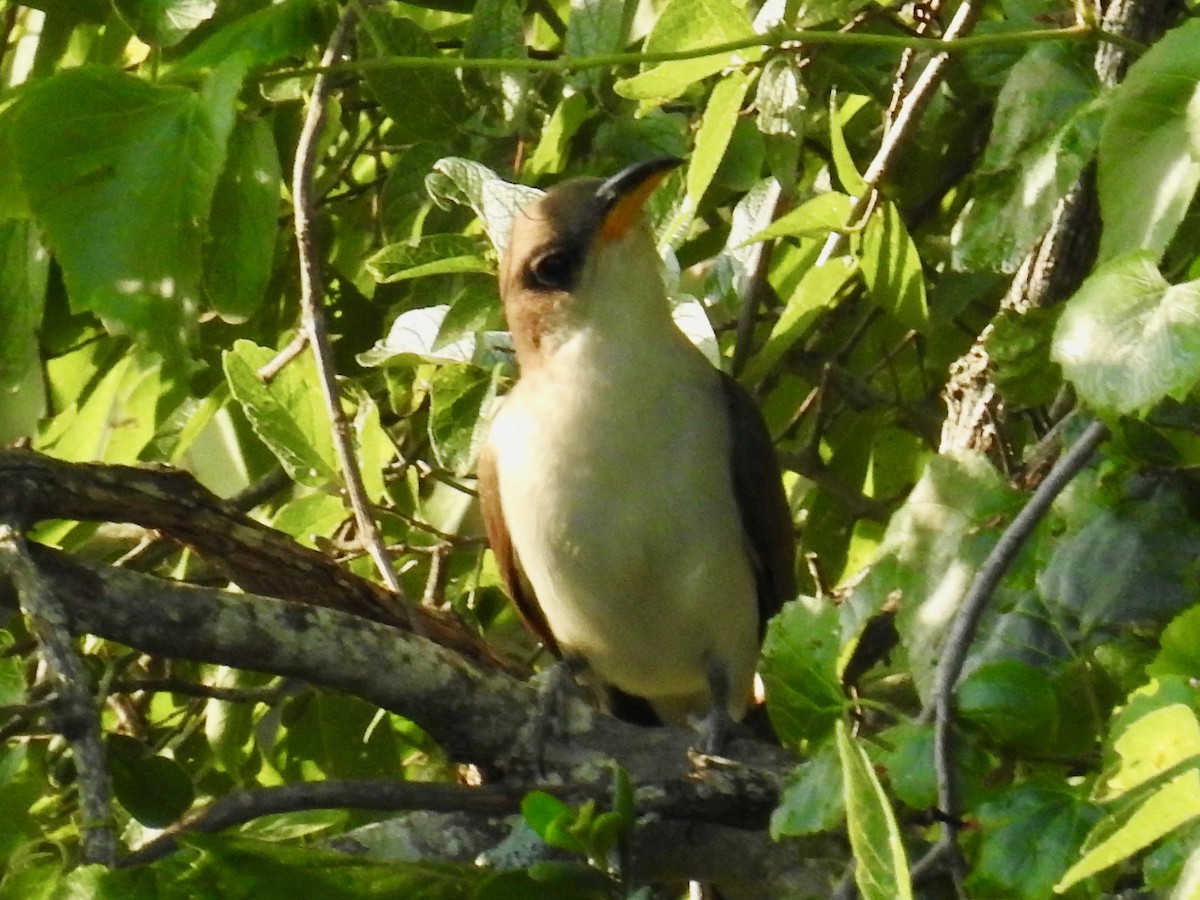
top-left (478, 158), bottom-right (796, 749)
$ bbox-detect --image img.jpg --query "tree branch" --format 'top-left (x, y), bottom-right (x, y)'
top-left (918, 420), bottom-right (1109, 871)
top-left (0, 524), bottom-right (116, 866)
top-left (0, 449), bottom-right (509, 672)
top-left (0, 540), bottom-right (794, 833)
top-left (292, 0), bottom-right (409, 610)
top-left (120, 779), bottom-right (530, 867)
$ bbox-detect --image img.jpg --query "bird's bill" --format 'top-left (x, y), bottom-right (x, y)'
top-left (597, 157), bottom-right (682, 243)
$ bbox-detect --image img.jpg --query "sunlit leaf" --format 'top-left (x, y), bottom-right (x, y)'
top-left (838, 720), bottom-right (912, 900)
top-left (1053, 252), bottom-right (1200, 416)
top-left (1097, 19), bottom-right (1200, 263)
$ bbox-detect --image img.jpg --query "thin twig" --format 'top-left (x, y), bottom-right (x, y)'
top-left (110, 677), bottom-right (295, 705)
top-left (732, 181), bottom-right (784, 376)
top-left (257, 332), bottom-right (309, 382)
top-left (292, 4), bottom-right (411, 614)
top-left (259, 23), bottom-right (1143, 83)
top-left (817, 0), bottom-right (981, 266)
top-left (0, 524), bottom-right (117, 866)
top-left (917, 420), bottom-right (1109, 872)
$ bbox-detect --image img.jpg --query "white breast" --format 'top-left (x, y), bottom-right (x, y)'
top-left (487, 328), bottom-right (759, 720)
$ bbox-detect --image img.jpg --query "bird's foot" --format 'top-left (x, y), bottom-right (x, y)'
top-left (694, 703), bottom-right (736, 756)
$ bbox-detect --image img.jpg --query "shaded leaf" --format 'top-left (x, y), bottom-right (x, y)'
top-left (204, 116), bottom-right (281, 321)
top-left (969, 781), bottom-right (1101, 900)
top-left (770, 738), bottom-right (844, 837)
top-left (365, 235), bottom-right (492, 284)
top-left (761, 597), bottom-right (844, 745)
top-left (360, 12), bottom-right (468, 143)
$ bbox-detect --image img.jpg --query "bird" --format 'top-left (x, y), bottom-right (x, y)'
top-left (477, 157), bottom-right (796, 751)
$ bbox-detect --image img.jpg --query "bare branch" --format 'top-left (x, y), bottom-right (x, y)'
top-left (816, 0), bottom-right (981, 266)
top-left (0, 525), bottom-right (117, 866)
top-left (919, 420), bottom-right (1109, 869)
top-left (291, 1), bottom-right (410, 610)
top-left (0, 449), bottom-right (509, 672)
top-left (0, 542), bottom-right (794, 823)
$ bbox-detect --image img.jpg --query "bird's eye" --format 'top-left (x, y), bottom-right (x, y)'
top-left (526, 248), bottom-right (577, 291)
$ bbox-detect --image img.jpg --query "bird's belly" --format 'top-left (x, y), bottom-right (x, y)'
top-left (490, 370), bottom-right (760, 713)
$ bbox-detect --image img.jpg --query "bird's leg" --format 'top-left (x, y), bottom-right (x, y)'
top-left (695, 654), bottom-right (735, 755)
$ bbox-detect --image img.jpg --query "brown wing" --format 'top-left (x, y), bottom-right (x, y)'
top-left (476, 445), bottom-right (559, 655)
top-left (719, 372), bottom-right (797, 636)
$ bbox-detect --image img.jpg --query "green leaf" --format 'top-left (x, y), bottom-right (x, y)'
top-left (107, 734), bottom-right (195, 828)
top-left (204, 116), bottom-right (281, 321)
top-left (756, 56), bottom-right (806, 140)
top-left (222, 340), bottom-right (339, 488)
top-left (564, 0), bottom-right (625, 90)
top-left (957, 659), bottom-right (1059, 754)
top-left (770, 738), bottom-right (844, 837)
top-left (662, 71), bottom-right (750, 243)
top-left (522, 791), bottom-right (572, 840)
top-left (984, 307), bottom-right (1063, 410)
top-left (756, 57), bottom-right (807, 188)
top-left (1101, 679), bottom-right (1200, 801)
top-left (1097, 18), bottom-right (1200, 263)
top-left (271, 493), bottom-right (348, 547)
top-left (427, 363), bottom-right (499, 475)
top-left (857, 200), bottom-right (928, 332)
top-left (36, 353), bottom-right (165, 464)
top-left (837, 720), bottom-right (912, 900)
top-left (365, 235), bottom-right (492, 284)
top-left (1150, 606), bottom-right (1200, 679)
top-left (1039, 482), bottom-right (1200, 631)
top-left (1058, 769), bottom-right (1200, 891)
top-left (177, 0), bottom-right (322, 72)
top-left (360, 12), bottom-right (469, 143)
top-left (12, 65), bottom-right (240, 365)
top-left (855, 453), bottom-right (1020, 702)
top-left (745, 251), bottom-right (855, 381)
top-left (435, 279), bottom-right (503, 351)
top-left (525, 93), bottom-right (591, 178)
top-left (746, 192), bottom-right (853, 244)
top-left (0, 109), bottom-right (31, 220)
top-left (112, 0), bottom-right (216, 47)
top-left (30, 864), bottom-right (164, 900)
top-left (613, 0), bottom-right (758, 104)
top-left (761, 598), bottom-right (844, 745)
top-left (968, 781), bottom-right (1101, 900)
top-left (0, 221), bottom-right (48, 391)
top-left (182, 835), bottom-right (483, 899)
top-left (354, 394), bottom-right (397, 502)
top-left (952, 43), bottom-right (1103, 274)
top-left (425, 157), bottom-right (542, 256)
top-left (359, 305), bottom-right (500, 368)
top-left (829, 94), bottom-right (868, 196)
top-left (203, 667), bottom-right (261, 774)
top-left (1053, 252), bottom-right (1200, 416)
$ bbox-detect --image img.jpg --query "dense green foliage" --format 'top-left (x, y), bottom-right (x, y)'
top-left (3, 0), bottom-right (1200, 895)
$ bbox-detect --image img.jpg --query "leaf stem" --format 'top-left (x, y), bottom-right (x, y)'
top-left (259, 23), bottom-right (1142, 82)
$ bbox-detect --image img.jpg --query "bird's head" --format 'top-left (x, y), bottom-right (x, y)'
top-left (499, 157), bottom-right (682, 365)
